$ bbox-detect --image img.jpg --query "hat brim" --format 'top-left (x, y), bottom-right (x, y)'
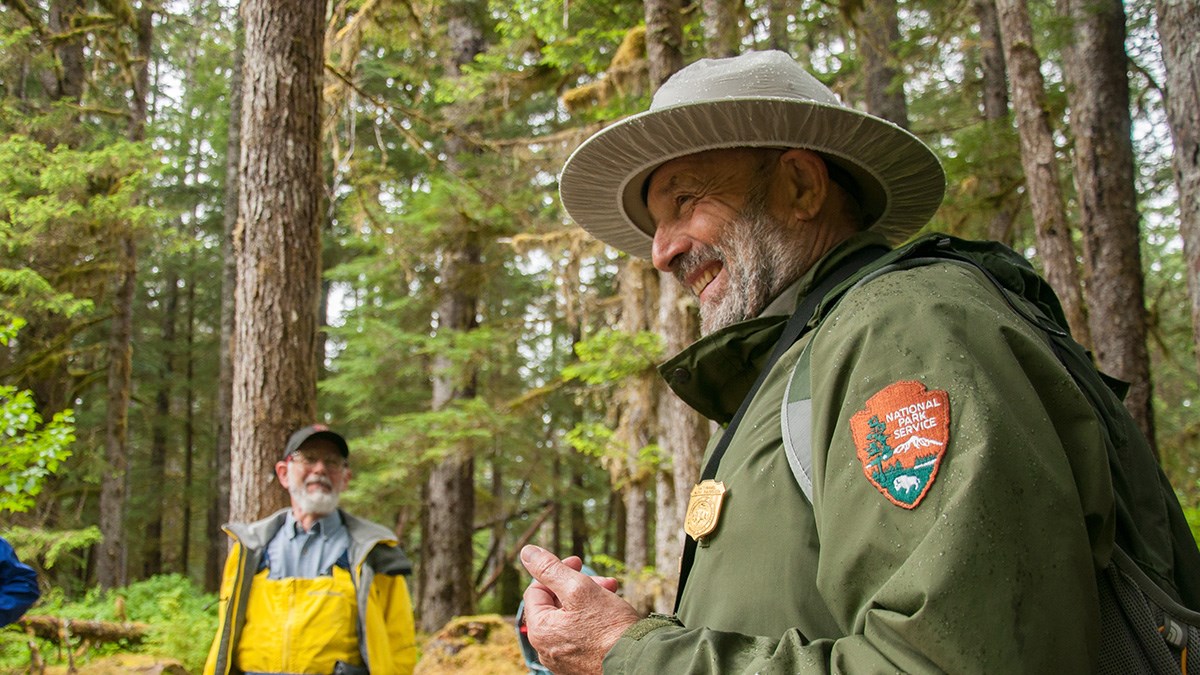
top-left (284, 429), bottom-right (349, 460)
top-left (559, 98), bottom-right (945, 259)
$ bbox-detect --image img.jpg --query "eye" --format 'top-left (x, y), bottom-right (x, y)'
top-left (674, 193), bottom-right (695, 210)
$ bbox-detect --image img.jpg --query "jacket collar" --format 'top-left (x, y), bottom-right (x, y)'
top-left (659, 231), bottom-right (891, 422)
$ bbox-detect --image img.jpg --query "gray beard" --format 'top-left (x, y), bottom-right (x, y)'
top-left (288, 474), bottom-right (340, 517)
top-left (675, 199), bottom-right (803, 336)
top-left (699, 209), bottom-right (798, 335)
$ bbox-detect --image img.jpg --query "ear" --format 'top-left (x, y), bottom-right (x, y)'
top-left (776, 148), bottom-right (829, 222)
top-left (275, 461), bottom-right (290, 488)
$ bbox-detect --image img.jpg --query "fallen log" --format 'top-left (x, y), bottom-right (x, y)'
top-left (19, 614), bottom-right (149, 644)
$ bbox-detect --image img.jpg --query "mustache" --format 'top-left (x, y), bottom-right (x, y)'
top-left (305, 475), bottom-right (334, 489)
top-left (673, 245), bottom-right (723, 288)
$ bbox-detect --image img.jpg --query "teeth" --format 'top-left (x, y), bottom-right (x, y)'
top-left (691, 268), bottom-right (717, 295)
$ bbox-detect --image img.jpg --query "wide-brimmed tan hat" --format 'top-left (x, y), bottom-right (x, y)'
top-left (558, 50), bottom-right (945, 259)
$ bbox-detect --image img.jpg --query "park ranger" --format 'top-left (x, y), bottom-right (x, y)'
top-left (519, 50), bottom-right (1200, 674)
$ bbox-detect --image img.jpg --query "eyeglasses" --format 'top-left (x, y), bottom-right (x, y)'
top-left (288, 451), bottom-right (347, 470)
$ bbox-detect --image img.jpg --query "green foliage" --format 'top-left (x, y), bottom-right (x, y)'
top-left (0, 385), bottom-right (75, 513)
top-left (562, 329), bottom-right (664, 385)
top-left (0, 321), bottom-right (75, 514)
top-left (1184, 492), bottom-right (1200, 545)
top-left (4, 525), bottom-right (101, 572)
top-left (0, 574), bottom-right (218, 673)
top-left (564, 422), bottom-right (615, 460)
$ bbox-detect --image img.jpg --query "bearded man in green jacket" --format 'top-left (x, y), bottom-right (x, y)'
top-left (519, 50), bottom-right (1200, 674)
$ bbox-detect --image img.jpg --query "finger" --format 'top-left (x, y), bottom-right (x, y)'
top-left (592, 576), bottom-right (620, 593)
top-left (561, 555), bottom-right (584, 572)
top-left (520, 545), bottom-right (592, 602)
top-left (522, 581), bottom-right (560, 616)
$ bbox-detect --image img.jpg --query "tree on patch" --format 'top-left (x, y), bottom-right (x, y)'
top-left (864, 416), bottom-right (894, 483)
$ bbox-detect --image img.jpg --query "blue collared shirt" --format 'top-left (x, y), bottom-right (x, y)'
top-left (264, 510), bottom-right (351, 579)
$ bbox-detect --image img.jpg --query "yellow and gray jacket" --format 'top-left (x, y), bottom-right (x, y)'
top-left (204, 508), bottom-right (416, 675)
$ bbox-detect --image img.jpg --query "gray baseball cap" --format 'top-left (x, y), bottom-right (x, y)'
top-left (283, 424), bottom-right (349, 461)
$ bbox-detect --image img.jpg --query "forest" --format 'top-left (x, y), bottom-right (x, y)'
top-left (1, 0), bottom-right (1198, 671)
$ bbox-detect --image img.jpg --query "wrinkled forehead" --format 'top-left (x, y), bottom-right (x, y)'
top-left (645, 147), bottom-right (780, 198)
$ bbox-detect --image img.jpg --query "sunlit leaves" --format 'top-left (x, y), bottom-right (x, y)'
top-left (562, 328), bottom-right (664, 385)
top-left (0, 383), bottom-right (75, 514)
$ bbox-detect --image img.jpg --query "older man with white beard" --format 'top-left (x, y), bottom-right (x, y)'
top-left (205, 425), bottom-right (417, 675)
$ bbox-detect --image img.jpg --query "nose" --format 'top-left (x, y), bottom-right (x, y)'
top-left (651, 221), bottom-right (689, 272)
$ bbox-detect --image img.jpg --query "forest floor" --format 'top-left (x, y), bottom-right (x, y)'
top-left (4, 614), bottom-right (529, 674)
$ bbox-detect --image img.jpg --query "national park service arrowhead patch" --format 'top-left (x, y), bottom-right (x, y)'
top-left (849, 380), bottom-right (949, 509)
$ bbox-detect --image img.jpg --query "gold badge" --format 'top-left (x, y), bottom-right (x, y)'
top-left (684, 480), bottom-right (727, 541)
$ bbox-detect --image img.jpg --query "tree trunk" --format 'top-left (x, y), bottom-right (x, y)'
top-left (645, 0), bottom-right (684, 89)
top-left (654, 280), bottom-right (708, 613)
top-left (182, 254), bottom-right (196, 574)
top-left (766, 0), bottom-right (791, 52)
top-left (207, 13), bottom-right (243, 592)
top-left (144, 270), bottom-right (179, 578)
top-left (570, 467), bottom-right (588, 559)
top-left (97, 233), bottom-right (136, 589)
top-left (1155, 0), bottom-right (1200, 380)
top-left (852, 0), bottom-right (910, 129)
top-left (97, 2), bottom-right (153, 590)
top-left (701, 0), bottom-right (740, 58)
top-left (47, 0), bottom-right (86, 104)
top-left (420, 234), bottom-right (481, 633)
top-left (973, 0), bottom-right (1020, 245)
top-left (613, 259), bottom-right (658, 614)
top-left (1058, 0), bottom-right (1156, 451)
top-left (230, 0), bottom-right (326, 523)
top-left (994, 0), bottom-right (1093, 348)
top-left (418, 2), bottom-right (487, 632)
top-left (646, 0), bottom-right (711, 614)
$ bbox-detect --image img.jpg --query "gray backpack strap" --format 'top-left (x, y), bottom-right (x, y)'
top-left (1098, 546), bottom-right (1200, 674)
top-left (779, 265), bottom-right (902, 505)
top-left (781, 339), bottom-right (816, 503)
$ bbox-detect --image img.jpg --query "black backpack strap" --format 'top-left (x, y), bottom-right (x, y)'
top-left (673, 244), bottom-right (888, 613)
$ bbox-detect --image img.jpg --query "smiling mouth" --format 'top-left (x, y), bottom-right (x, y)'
top-left (690, 265), bottom-right (720, 296)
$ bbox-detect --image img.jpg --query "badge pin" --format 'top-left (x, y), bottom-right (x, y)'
top-left (684, 480), bottom-right (727, 541)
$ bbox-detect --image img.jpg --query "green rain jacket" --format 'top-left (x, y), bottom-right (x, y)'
top-left (604, 232), bottom-right (1137, 673)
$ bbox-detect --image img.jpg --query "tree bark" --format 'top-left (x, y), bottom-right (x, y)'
top-left (613, 259), bottom-right (659, 614)
top-left (97, 232), bottom-right (136, 589)
top-left (701, 0), bottom-right (740, 58)
top-left (975, 0), bottom-right (1009, 121)
top-left (646, 0), bottom-right (712, 614)
top-left (47, 0), bottom-right (86, 104)
top-left (144, 269), bottom-right (179, 578)
top-left (766, 0), bottom-right (791, 52)
top-left (645, 0), bottom-right (684, 90)
top-left (852, 0), bottom-right (910, 129)
top-left (19, 616), bottom-right (148, 644)
top-left (207, 12), bottom-right (242, 592)
top-left (97, 1), bottom-right (153, 590)
top-left (1155, 0), bottom-right (1200, 380)
top-left (994, 0), bottom-right (1093, 348)
top-left (230, 0), bottom-right (326, 523)
top-left (973, 0), bottom-right (1020, 245)
top-left (182, 253), bottom-right (196, 575)
top-left (420, 234), bottom-right (481, 632)
top-left (418, 1), bottom-right (486, 632)
top-left (1058, 0), bottom-right (1156, 451)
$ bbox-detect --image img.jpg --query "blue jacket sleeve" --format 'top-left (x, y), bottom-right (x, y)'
top-left (0, 537), bottom-right (40, 625)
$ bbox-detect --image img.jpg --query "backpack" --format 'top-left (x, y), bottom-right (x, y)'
top-left (786, 233), bottom-right (1200, 673)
